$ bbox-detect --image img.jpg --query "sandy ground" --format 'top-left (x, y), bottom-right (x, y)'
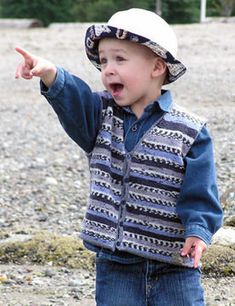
top-left (0, 21), bottom-right (235, 305)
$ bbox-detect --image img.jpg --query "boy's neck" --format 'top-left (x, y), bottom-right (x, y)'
top-left (131, 89), bottom-right (162, 119)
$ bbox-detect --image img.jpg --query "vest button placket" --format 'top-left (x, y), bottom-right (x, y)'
top-left (116, 154), bottom-right (131, 248)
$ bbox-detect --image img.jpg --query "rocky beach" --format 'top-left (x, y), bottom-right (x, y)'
top-left (0, 20), bottom-right (235, 305)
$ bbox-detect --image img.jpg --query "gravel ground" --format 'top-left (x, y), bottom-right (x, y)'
top-left (0, 21), bottom-right (235, 305)
top-left (0, 264), bottom-right (234, 306)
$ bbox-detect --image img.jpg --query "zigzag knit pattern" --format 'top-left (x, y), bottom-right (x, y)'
top-left (80, 93), bottom-right (205, 267)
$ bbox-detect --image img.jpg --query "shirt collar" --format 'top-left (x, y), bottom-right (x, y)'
top-left (151, 89), bottom-right (172, 113)
top-left (123, 90), bottom-right (173, 115)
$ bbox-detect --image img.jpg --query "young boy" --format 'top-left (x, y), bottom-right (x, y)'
top-left (16, 8), bottom-right (222, 306)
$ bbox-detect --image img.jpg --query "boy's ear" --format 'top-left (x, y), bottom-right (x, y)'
top-left (152, 57), bottom-right (167, 78)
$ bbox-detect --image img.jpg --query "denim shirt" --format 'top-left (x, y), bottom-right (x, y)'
top-left (41, 67), bottom-right (223, 263)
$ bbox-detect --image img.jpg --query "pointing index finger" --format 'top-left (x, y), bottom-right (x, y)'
top-left (15, 47), bottom-right (33, 60)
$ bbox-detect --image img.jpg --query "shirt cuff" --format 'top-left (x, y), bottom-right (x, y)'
top-left (185, 224), bottom-right (213, 245)
top-left (40, 66), bottom-right (65, 99)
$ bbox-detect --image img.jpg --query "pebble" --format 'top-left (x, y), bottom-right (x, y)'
top-left (37, 214), bottom-right (48, 222)
top-left (0, 274), bottom-right (8, 283)
top-left (68, 279), bottom-right (81, 287)
top-left (45, 177), bottom-right (58, 185)
top-left (44, 268), bottom-right (56, 278)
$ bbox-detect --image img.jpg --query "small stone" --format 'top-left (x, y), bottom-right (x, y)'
top-left (68, 204), bottom-right (78, 211)
top-left (35, 157), bottom-right (46, 164)
top-left (68, 279), bottom-right (81, 287)
top-left (32, 278), bottom-right (45, 286)
top-left (60, 267), bottom-right (71, 274)
top-left (215, 295), bottom-right (221, 301)
top-left (71, 287), bottom-right (81, 294)
top-left (37, 214), bottom-right (48, 222)
top-left (0, 275), bottom-right (8, 283)
top-left (44, 269), bottom-right (55, 278)
top-left (15, 277), bottom-right (25, 285)
top-left (24, 275), bottom-right (33, 283)
top-left (45, 177), bottom-right (58, 185)
top-left (74, 180), bottom-right (81, 188)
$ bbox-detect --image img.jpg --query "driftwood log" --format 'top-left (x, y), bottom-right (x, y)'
top-left (0, 18), bottom-right (43, 29)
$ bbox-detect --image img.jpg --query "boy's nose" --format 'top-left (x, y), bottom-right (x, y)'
top-left (103, 62), bottom-right (116, 76)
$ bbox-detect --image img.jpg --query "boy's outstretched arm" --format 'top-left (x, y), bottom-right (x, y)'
top-left (15, 47), bottom-right (57, 88)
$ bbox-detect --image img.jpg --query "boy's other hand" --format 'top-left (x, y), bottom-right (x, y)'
top-left (15, 47), bottom-right (57, 88)
top-left (181, 237), bottom-right (207, 269)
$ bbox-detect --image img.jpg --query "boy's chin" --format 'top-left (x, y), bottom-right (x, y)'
top-left (113, 99), bottom-right (130, 107)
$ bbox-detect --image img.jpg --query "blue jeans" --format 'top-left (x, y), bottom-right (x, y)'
top-left (95, 251), bottom-right (204, 306)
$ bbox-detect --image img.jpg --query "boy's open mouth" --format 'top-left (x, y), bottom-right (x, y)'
top-left (109, 83), bottom-right (124, 96)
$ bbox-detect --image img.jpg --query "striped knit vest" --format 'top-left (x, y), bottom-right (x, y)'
top-left (80, 94), bottom-right (205, 267)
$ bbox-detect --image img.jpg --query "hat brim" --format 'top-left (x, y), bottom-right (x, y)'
top-left (85, 24), bottom-right (186, 84)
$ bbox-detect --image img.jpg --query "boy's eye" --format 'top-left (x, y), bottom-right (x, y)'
top-left (100, 58), bottom-right (107, 65)
top-left (116, 56), bottom-right (125, 62)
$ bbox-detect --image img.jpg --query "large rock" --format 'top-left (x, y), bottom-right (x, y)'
top-left (212, 227), bottom-right (235, 247)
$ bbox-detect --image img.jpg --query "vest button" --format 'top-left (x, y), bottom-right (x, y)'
top-left (123, 177), bottom-right (129, 183)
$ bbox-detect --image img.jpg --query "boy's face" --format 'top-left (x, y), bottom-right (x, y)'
top-left (98, 38), bottom-right (161, 116)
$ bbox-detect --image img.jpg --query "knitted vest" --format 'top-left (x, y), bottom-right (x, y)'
top-left (80, 95), bottom-right (205, 267)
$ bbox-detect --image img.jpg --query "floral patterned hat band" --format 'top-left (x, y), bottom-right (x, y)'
top-left (85, 8), bottom-right (187, 84)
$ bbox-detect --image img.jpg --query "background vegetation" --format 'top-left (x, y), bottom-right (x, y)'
top-left (0, 0), bottom-right (234, 26)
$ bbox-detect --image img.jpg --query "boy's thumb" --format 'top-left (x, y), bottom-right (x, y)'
top-left (181, 240), bottom-right (192, 256)
top-left (31, 67), bottom-right (40, 77)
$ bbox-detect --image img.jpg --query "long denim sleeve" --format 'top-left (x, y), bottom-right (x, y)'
top-left (176, 127), bottom-right (223, 244)
top-left (41, 67), bottom-right (102, 153)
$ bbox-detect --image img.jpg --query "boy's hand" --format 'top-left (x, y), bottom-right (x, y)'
top-left (181, 237), bottom-right (207, 268)
top-left (15, 47), bottom-right (57, 88)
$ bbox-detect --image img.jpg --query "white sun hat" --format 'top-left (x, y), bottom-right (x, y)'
top-left (85, 8), bottom-right (186, 84)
